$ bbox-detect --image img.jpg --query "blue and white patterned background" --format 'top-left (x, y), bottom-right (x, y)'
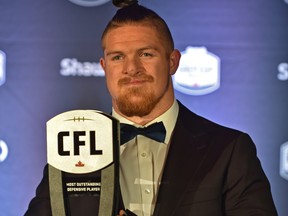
top-left (0, 0), bottom-right (287, 215)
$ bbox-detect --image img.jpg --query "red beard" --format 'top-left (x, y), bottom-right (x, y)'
top-left (116, 74), bottom-right (159, 117)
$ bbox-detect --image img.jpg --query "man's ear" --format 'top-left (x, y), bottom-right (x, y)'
top-left (169, 49), bottom-right (181, 75)
top-left (100, 57), bottom-right (106, 72)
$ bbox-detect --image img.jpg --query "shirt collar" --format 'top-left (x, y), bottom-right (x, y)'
top-left (112, 100), bottom-right (179, 144)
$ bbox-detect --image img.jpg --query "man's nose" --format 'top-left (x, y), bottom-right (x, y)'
top-left (123, 56), bottom-right (142, 75)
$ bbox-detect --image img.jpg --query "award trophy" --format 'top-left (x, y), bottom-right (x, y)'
top-left (47, 110), bottom-right (119, 216)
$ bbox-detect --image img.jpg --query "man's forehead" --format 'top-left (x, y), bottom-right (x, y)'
top-left (103, 25), bottom-right (161, 49)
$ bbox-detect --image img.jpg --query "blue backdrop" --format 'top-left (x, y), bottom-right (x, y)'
top-left (0, 0), bottom-right (287, 215)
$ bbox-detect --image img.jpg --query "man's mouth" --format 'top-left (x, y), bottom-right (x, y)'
top-left (118, 76), bottom-right (153, 86)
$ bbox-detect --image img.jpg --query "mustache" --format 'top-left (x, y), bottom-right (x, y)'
top-left (118, 74), bottom-right (154, 86)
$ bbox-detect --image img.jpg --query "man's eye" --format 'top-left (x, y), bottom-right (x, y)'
top-left (112, 55), bottom-right (123, 61)
top-left (141, 52), bottom-right (153, 57)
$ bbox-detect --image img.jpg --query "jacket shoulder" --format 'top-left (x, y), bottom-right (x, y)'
top-left (177, 101), bottom-right (243, 139)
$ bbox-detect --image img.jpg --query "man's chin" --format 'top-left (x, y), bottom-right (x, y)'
top-left (116, 96), bottom-right (156, 117)
top-left (125, 96), bottom-right (145, 104)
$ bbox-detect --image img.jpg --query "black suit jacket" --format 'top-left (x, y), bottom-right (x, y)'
top-left (25, 102), bottom-right (277, 215)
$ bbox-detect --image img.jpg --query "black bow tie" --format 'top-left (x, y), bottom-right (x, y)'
top-left (120, 122), bottom-right (166, 145)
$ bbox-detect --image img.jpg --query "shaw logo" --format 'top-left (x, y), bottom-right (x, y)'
top-left (280, 141), bottom-right (288, 181)
top-left (68, 0), bottom-right (110, 7)
top-left (0, 139), bottom-right (8, 162)
top-left (60, 58), bottom-right (105, 77)
top-left (173, 46), bottom-right (220, 96)
top-left (0, 50), bottom-right (6, 86)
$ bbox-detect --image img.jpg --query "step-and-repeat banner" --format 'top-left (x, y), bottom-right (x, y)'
top-left (0, 0), bottom-right (287, 215)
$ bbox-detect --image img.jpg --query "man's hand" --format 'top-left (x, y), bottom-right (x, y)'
top-left (117, 209), bottom-right (137, 216)
top-left (117, 210), bottom-right (127, 216)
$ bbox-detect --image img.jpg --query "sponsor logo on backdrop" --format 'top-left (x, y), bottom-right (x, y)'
top-left (280, 141), bottom-right (288, 181)
top-left (173, 46), bottom-right (220, 96)
top-left (68, 0), bottom-right (110, 7)
top-left (277, 62), bottom-right (288, 81)
top-left (0, 50), bottom-right (6, 86)
top-left (60, 58), bottom-right (105, 77)
top-left (0, 139), bottom-right (8, 162)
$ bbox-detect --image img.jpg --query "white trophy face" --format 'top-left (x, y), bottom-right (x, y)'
top-left (47, 110), bottom-right (116, 174)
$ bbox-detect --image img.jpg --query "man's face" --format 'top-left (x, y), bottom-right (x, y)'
top-left (100, 24), bottom-right (180, 118)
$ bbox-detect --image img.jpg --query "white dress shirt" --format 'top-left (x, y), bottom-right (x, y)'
top-left (112, 100), bottom-right (179, 216)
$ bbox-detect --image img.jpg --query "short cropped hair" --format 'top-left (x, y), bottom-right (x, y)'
top-left (101, 4), bottom-right (174, 53)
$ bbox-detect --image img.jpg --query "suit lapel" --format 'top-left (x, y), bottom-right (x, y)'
top-left (153, 103), bottom-right (211, 216)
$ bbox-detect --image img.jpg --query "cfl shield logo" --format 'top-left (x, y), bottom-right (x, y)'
top-left (173, 46), bottom-right (220, 96)
top-left (68, 0), bottom-right (110, 7)
top-left (47, 110), bottom-right (116, 174)
top-left (0, 50), bottom-right (6, 86)
top-left (280, 141), bottom-right (288, 181)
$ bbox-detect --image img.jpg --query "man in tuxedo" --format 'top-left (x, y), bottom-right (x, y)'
top-left (25, 2), bottom-right (277, 216)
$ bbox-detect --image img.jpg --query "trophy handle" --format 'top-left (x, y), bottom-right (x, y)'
top-left (49, 165), bottom-right (66, 216)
